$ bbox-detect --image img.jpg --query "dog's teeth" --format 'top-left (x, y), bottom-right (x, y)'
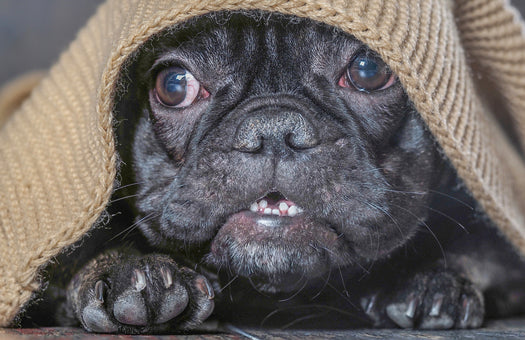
top-left (288, 205), bottom-right (298, 217)
top-left (250, 198), bottom-right (304, 217)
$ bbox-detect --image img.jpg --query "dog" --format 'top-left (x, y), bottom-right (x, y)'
top-left (23, 11), bottom-right (525, 333)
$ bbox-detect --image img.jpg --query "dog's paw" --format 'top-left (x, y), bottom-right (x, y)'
top-left (68, 252), bottom-right (214, 334)
top-left (361, 269), bottom-right (484, 329)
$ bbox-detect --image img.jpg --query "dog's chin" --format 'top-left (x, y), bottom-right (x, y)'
top-left (205, 208), bottom-right (353, 291)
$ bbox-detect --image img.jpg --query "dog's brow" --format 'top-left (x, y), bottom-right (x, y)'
top-left (148, 54), bottom-right (184, 74)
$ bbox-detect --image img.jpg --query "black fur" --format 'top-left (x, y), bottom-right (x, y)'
top-left (22, 11), bottom-right (525, 333)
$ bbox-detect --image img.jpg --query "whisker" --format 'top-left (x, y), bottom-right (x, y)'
top-left (374, 188), bottom-right (426, 196)
top-left (113, 181), bottom-right (146, 192)
top-left (108, 194), bottom-right (141, 204)
top-left (326, 282), bottom-right (360, 311)
top-left (429, 189), bottom-right (474, 210)
top-left (217, 274), bottom-right (239, 294)
top-left (355, 184), bottom-right (474, 211)
top-left (390, 203), bottom-right (447, 267)
top-left (367, 205), bottom-right (384, 276)
top-left (368, 225), bottom-right (380, 275)
top-left (260, 308), bottom-right (281, 328)
top-left (278, 275), bottom-right (308, 302)
top-left (215, 264), bottom-right (223, 279)
top-left (426, 206), bottom-right (469, 234)
top-left (287, 271), bottom-right (308, 291)
top-left (309, 247), bottom-right (332, 301)
top-left (247, 276), bottom-right (271, 298)
top-left (122, 214), bottom-right (158, 240)
top-left (358, 264), bottom-right (371, 281)
top-left (338, 266), bottom-right (349, 298)
top-left (226, 269), bottom-right (235, 302)
top-left (280, 312), bottom-right (328, 330)
top-left (364, 201), bottom-right (404, 239)
top-left (106, 212), bottom-right (158, 243)
top-left (261, 304), bottom-right (364, 328)
top-left (366, 225), bottom-right (374, 257)
top-left (310, 270), bottom-right (331, 301)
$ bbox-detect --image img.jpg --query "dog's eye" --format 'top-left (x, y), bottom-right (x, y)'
top-left (341, 52), bottom-right (396, 92)
top-left (154, 67), bottom-right (207, 108)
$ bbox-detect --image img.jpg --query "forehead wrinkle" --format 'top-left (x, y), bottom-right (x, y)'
top-left (248, 20), bottom-right (306, 94)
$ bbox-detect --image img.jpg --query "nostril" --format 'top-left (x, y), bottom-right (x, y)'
top-left (284, 133), bottom-right (303, 150)
top-left (232, 110), bottom-right (319, 153)
top-left (285, 132), bottom-right (319, 150)
top-left (284, 133), bottom-right (294, 149)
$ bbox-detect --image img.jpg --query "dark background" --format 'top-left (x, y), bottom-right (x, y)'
top-left (1, 0), bottom-right (525, 87)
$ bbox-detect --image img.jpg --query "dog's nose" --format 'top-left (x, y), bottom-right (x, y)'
top-left (232, 110), bottom-right (319, 153)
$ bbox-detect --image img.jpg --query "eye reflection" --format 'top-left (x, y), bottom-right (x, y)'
top-left (155, 67), bottom-right (202, 108)
top-left (343, 51), bottom-right (396, 92)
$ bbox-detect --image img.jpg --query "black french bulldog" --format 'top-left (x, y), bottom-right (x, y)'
top-left (23, 11), bottom-right (525, 333)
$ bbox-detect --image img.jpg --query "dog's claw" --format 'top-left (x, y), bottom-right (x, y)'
top-left (160, 267), bottom-right (173, 289)
top-left (73, 254), bottom-right (216, 333)
top-left (386, 303), bottom-right (415, 328)
top-left (94, 280), bottom-right (107, 303)
top-left (195, 276), bottom-right (214, 299)
top-left (457, 293), bottom-right (483, 328)
top-left (385, 293), bottom-right (420, 328)
top-left (361, 294), bottom-right (385, 327)
top-left (132, 268), bottom-right (147, 292)
top-left (461, 296), bottom-right (472, 324)
top-left (371, 270), bottom-right (485, 329)
top-left (405, 294), bottom-right (418, 319)
top-left (429, 293), bottom-right (444, 317)
top-left (361, 294), bottom-right (377, 314)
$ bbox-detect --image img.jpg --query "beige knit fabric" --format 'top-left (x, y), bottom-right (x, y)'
top-left (1, 0), bottom-right (525, 327)
top-left (0, 72), bottom-right (45, 127)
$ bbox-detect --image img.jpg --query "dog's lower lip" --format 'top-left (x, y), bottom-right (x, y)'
top-left (209, 211), bottom-right (348, 279)
top-left (253, 213), bottom-right (294, 228)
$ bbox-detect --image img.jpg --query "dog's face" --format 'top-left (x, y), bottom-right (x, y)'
top-left (120, 12), bottom-right (440, 289)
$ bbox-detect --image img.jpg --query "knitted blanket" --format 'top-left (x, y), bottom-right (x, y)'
top-left (1, 0), bottom-right (525, 327)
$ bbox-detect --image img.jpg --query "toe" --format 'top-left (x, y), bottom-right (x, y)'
top-left (82, 304), bottom-right (119, 333)
top-left (385, 293), bottom-right (420, 328)
top-left (458, 293), bottom-right (484, 328)
top-left (113, 290), bottom-right (148, 326)
top-left (155, 283), bottom-right (189, 324)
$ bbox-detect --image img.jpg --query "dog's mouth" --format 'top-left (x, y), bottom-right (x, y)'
top-left (206, 190), bottom-right (351, 286)
top-left (248, 191), bottom-right (304, 218)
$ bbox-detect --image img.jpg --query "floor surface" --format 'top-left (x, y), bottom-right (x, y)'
top-left (3, 318), bottom-right (525, 340)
